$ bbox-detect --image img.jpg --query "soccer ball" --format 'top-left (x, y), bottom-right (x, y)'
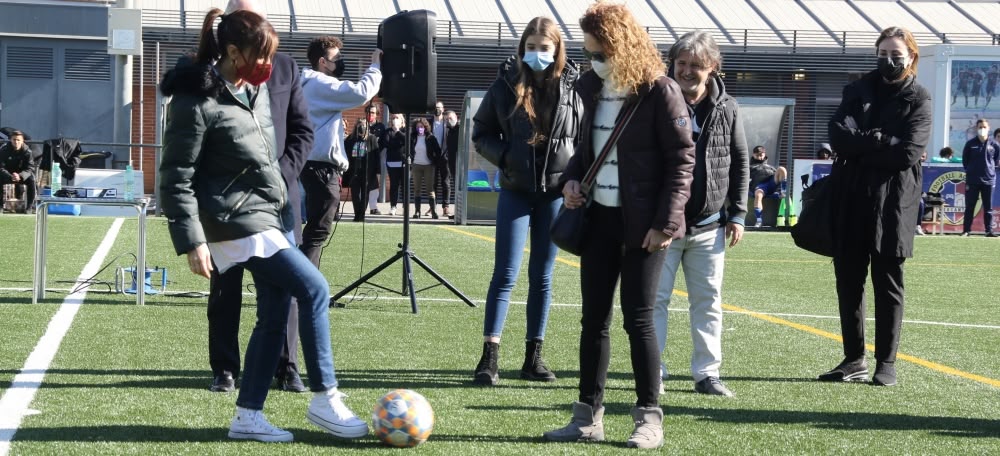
top-left (372, 389), bottom-right (434, 447)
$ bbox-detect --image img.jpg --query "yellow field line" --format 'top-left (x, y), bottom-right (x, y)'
top-left (439, 226), bottom-right (580, 267)
top-left (727, 258), bottom-right (1000, 268)
top-left (443, 225), bottom-right (1000, 388)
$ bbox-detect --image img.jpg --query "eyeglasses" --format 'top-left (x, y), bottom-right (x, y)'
top-left (582, 48), bottom-right (607, 63)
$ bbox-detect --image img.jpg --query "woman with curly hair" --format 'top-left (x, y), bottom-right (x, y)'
top-left (542, 1), bottom-right (695, 449)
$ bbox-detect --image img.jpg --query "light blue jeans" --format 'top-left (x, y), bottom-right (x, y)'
top-left (653, 226), bottom-right (727, 381)
top-left (236, 245), bottom-right (336, 410)
top-left (483, 188), bottom-right (562, 340)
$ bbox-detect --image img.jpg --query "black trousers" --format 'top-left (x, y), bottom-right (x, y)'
top-left (208, 264), bottom-right (299, 378)
top-left (963, 182), bottom-right (995, 234)
top-left (833, 250), bottom-right (905, 363)
top-left (350, 160), bottom-right (379, 220)
top-left (387, 166), bottom-right (403, 208)
top-left (578, 203), bottom-right (666, 409)
top-left (300, 161), bottom-right (342, 266)
top-left (432, 161), bottom-right (451, 208)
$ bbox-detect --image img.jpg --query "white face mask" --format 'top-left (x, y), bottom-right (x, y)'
top-left (979, 127), bottom-right (990, 139)
top-left (590, 60), bottom-right (612, 80)
top-left (447, 118), bottom-right (457, 128)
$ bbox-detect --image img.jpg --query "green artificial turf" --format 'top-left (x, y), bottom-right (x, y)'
top-left (1, 215), bottom-right (998, 454)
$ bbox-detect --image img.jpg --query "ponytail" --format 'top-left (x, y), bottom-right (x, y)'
top-left (195, 8), bottom-right (225, 65)
top-left (193, 8), bottom-right (278, 66)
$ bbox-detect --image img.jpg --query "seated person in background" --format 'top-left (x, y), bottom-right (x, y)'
top-left (816, 143), bottom-right (833, 160)
top-left (930, 146), bottom-right (961, 163)
top-left (0, 130), bottom-right (36, 213)
top-left (748, 145), bottom-right (787, 227)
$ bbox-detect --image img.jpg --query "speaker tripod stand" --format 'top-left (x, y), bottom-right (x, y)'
top-left (332, 113), bottom-right (476, 313)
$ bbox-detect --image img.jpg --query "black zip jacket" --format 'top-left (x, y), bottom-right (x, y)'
top-left (159, 63), bottom-right (290, 256)
top-left (472, 56), bottom-right (584, 193)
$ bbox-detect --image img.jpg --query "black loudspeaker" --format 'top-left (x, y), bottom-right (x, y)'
top-left (377, 10), bottom-right (437, 114)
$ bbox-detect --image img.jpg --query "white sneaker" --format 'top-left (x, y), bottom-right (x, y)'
top-left (915, 226), bottom-right (925, 235)
top-left (390, 207), bottom-right (397, 216)
top-left (228, 407), bottom-right (293, 442)
top-left (658, 379), bottom-right (665, 395)
top-left (754, 220), bottom-right (763, 228)
top-left (307, 388), bottom-right (369, 439)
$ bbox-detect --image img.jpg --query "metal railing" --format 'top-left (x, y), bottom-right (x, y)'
top-left (140, 9), bottom-right (999, 52)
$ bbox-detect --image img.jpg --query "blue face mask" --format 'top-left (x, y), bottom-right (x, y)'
top-left (522, 51), bottom-right (555, 72)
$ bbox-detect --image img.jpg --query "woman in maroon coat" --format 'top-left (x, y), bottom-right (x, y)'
top-left (542, 2), bottom-right (695, 449)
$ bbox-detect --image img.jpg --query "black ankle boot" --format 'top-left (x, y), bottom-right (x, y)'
top-left (520, 338), bottom-right (556, 382)
top-left (429, 196), bottom-right (439, 219)
top-left (473, 342), bottom-right (499, 386)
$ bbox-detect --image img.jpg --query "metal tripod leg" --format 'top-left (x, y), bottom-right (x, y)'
top-left (409, 253), bottom-right (476, 307)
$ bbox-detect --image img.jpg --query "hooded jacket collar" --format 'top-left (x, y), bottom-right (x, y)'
top-left (498, 54), bottom-right (580, 94)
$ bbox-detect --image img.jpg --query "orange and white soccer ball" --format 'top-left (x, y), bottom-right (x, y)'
top-left (372, 389), bottom-right (434, 447)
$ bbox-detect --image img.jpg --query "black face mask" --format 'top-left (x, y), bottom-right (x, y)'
top-left (750, 156), bottom-right (766, 165)
top-left (332, 58), bottom-right (346, 78)
top-left (877, 56), bottom-right (907, 81)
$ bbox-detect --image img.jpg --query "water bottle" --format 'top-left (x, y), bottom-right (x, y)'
top-left (51, 163), bottom-right (62, 193)
top-left (124, 163), bottom-right (135, 201)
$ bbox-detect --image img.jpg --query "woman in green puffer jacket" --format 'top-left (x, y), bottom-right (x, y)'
top-left (158, 8), bottom-right (368, 443)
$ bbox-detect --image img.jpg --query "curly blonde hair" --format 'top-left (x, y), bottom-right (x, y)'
top-left (580, 1), bottom-right (664, 93)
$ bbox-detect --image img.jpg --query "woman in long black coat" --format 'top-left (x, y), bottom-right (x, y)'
top-left (821, 26), bottom-right (931, 387)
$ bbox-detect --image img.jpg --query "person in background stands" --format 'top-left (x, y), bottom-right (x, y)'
top-left (961, 118), bottom-right (999, 237)
top-left (383, 113), bottom-right (407, 216)
top-left (426, 100), bottom-right (449, 216)
top-left (816, 143), bottom-right (833, 160)
top-left (0, 130), bottom-right (36, 214)
top-left (364, 104), bottom-right (386, 215)
top-left (409, 117), bottom-right (442, 219)
top-left (444, 109), bottom-right (461, 219)
top-left (748, 145), bottom-right (787, 227)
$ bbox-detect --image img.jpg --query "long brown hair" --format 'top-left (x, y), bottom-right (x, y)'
top-left (514, 17), bottom-right (566, 146)
top-left (195, 8), bottom-right (278, 66)
top-left (875, 26), bottom-right (919, 79)
top-left (580, 1), bottom-right (664, 93)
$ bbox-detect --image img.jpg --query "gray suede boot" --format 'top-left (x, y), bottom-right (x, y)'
top-left (542, 402), bottom-right (605, 442)
top-left (625, 406), bottom-right (663, 449)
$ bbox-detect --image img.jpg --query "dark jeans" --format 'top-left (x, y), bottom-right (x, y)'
top-left (833, 249), bottom-right (905, 363)
top-left (301, 161), bottom-right (342, 266)
top-left (1, 174), bottom-right (35, 207)
top-left (578, 203), bottom-right (666, 409)
top-left (483, 189), bottom-right (562, 339)
top-left (387, 166), bottom-right (403, 208)
top-left (208, 264), bottom-right (299, 380)
top-left (433, 162), bottom-right (451, 208)
top-left (236, 247), bottom-right (337, 410)
top-left (963, 182), bottom-right (995, 234)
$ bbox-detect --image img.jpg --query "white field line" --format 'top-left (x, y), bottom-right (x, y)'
top-left (360, 295), bottom-right (1000, 330)
top-left (0, 218), bottom-right (124, 456)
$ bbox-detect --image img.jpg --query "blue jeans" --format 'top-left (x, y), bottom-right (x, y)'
top-left (483, 189), bottom-right (562, 340)
top-left (236, 246), bottom-right (336, 410)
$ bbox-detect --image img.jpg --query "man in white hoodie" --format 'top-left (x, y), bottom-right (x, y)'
top-left (299, 36), bottom-right (382, 267)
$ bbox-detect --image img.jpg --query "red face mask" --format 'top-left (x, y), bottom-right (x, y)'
top-left (236, 60), bottom-right (272, 86)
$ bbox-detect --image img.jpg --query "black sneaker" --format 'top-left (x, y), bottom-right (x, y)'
top-left (694, 377), bottom-right (733, 397)
top-left (986, 233), bottom-right (998, 238)
top-left (818, 358), bottom-right (868, 382)
top-left (277, 370), bottom-right (307, 392)
top-left (871, 361), bottom-right (897, 386)
top-left (210, 372), bottom-right (236, 392)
